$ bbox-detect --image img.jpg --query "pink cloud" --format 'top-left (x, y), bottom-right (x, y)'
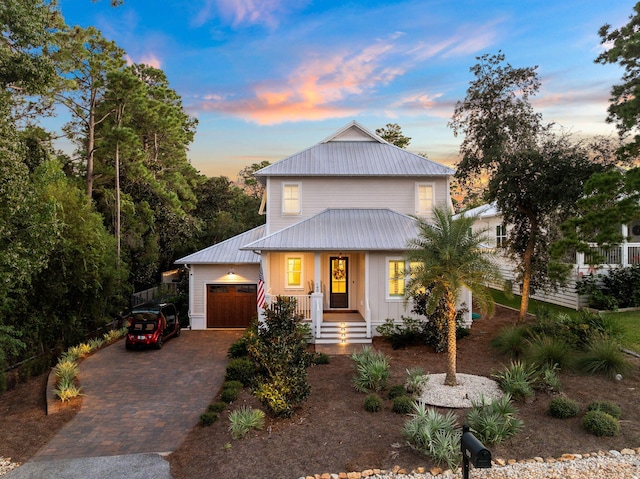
top-left (195, 39), bottom-right (404, 124)
top-left (194, 0), bottom-right (304, 28)
top-left (126, 53), bottom-right (162, 69)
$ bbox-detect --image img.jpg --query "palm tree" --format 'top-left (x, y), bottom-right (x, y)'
top-left (405, 206), bottom-right (502, 386)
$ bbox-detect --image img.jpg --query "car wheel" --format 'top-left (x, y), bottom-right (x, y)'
top-left (155, 337), bottom-right (163, 349)
top-left (125, 341), bottom-right (133, 351)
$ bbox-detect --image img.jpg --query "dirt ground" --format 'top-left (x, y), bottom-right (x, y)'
top-left (1, 305), bottom-right (639, 479)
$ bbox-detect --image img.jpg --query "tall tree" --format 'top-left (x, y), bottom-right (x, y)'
top-left (450, 53), bottom-right (601, 321)
top-left (376, 123), bottom-right (411, 148)
top-left (52, 25), bottom-right (125, 198)
top-left (596, 2), bottom-right (640, 161)
top-left (405, 207), bottom-right (500, 386)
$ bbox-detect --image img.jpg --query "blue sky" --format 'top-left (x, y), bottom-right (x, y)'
top-left (55, 0), bottom-right (635, 179)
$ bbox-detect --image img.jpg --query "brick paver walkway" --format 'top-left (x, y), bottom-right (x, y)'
top-left (31, 330), bottom-right (242, 461)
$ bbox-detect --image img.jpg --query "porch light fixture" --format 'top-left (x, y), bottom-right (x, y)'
top-left (227, 268), bottom-right (235, 275)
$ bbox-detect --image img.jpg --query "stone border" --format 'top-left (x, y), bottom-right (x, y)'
top-left (297, 447), bottom-right (640, 479)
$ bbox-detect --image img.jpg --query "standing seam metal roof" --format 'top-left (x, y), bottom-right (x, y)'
top-left (240, 209), bottom-right (420, 251)
top-left (175, 225), bottom-right (265, 264)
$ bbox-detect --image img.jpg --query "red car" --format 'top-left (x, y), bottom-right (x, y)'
top-left (125, 302), bottom-right (181, 350)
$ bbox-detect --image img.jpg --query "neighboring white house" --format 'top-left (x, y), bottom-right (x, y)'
top-left (462, 202), bottom-right (640, 310)
top-left (176, 121), bottom-right (471, 344)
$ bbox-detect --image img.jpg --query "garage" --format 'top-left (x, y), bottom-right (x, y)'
top-left (206, 284), bottom-right (257, 328)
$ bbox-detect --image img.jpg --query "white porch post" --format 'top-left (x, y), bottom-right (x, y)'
top-left (622, 224), bottom-right (629, 266)
top-left (365, 252), bottom-right (371, 338)
top-left (312, 252), bottom-right (323, 338)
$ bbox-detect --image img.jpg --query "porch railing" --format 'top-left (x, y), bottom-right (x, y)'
top-left (576, 243), bottom-right (640, 268)
top-left (287, 294), bottom-right (311, 319)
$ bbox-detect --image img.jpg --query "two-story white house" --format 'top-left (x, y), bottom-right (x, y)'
top-left (176, 121), bottom-right (469, 344)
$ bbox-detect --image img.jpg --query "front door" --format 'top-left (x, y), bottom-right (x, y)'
top-left (329, 256), bottom-right (348, 308)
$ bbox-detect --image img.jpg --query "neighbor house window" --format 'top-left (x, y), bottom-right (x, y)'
top-left (496, 224), bottom-right (507, 247)
top-left (416, 183), bottom-right (434, 215)
top-left (286, 256), bottom-right (303, 288)
top-left (388, 259), bottom-right (406, 297)
top-left (283, 183), bottom-right (300, 214)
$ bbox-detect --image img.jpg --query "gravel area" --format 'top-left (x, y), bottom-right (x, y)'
top-left (418, 373), bottom-right (503, 408)
top-left (0, 458), bottom-right (19, 477)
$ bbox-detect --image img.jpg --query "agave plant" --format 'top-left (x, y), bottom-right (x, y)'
top-left (228, 406), bottom-right (265, 439)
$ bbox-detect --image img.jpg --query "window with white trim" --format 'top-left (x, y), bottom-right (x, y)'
top-left (496, 224), bottom-right (507, 248)
top-left (285, 256), bottom-right (303, 288)
top-left (282, 183), bottom-right (300, 214)
top-left (387, 259), bottom-right (406, 297)
top-left (416, 183), bottom-right (434, 215)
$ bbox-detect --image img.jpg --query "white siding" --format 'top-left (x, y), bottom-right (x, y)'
top-left (188, 263), bottom-right (260, 330)
top-left (266, 176), bottom-right (450, 232)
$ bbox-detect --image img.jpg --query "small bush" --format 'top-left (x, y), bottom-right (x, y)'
top-left (223, 380), bottom-right (244, 391)
top-left (376, 316), bottom-right (426, 349)
top-left (351, 346), bottom-right (390, 393)
top-left (582, 410), bottom-right (619, 437)
top-left (254, 376), bottom-right (295, 418)
top-left (492, 361), bottom-right (536, 402)
top-left (200, 411), bottom-right (218, 426)
top-left (524, 334), bottom-right (572, 370)
top-left (536, 364), bottom-right (562, 393)
top-left (465, 394), bottom-right (523, 445)
top-left (490, 325), bottom-right (532, 359)
top-left (208, 402), bottom-right (228, 414)
top-left (220, 387), bottom-right (240, 403)
top-left (404, 367), bottom-right (429, 395)
top-left (586, 400), bottom-right (621, 419)
top-left (54, 360), bottom-right (78, 385)
top-left (575, 337), bottom-right (630, 378)
top-left (54, 384), bottom-right (82, 402)
top-left (225, 358), bottom-right (256, 385)
top-left (228, 406), bottom-right (265, 439)
top-left (388, 384), bottom-right (407, 399)
top-left (311, 352), bottom-right (330, 365)
top-left (364, 393), bottom-right (383, 412)
top-left (392, 396), bottom-right (414, 414)
top-left (548, 397), bottom-right (580, 419)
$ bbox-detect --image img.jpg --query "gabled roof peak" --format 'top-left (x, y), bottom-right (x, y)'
top-left (320, 120), bottom-right (387, 144)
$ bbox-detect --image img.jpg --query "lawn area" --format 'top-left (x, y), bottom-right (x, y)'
top-left (489, 288), bottom-right (640, 354)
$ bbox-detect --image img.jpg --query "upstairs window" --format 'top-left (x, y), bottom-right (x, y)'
top-left (416, 184), bottom-right (434, 215)
top-left (496, 224), bottom-right (507, 247)
top-left (283, 183), bottom-right (300, 214)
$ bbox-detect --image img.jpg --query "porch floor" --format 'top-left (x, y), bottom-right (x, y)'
top-left (321, 311), bottom-right (364, 322)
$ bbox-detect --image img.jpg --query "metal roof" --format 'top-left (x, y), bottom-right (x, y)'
top-left (241, 209), bottom-right (420, 251)
top-left (175, 225), bottom-right (265, 264)
top-left (254, 122), bottom-right (455, 178)
top-left (454, 202), bottom-right (500, 220)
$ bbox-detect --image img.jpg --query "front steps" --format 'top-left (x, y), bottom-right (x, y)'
top-left (313, 321), bottom-right (371, 345)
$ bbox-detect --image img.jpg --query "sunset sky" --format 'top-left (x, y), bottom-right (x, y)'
top-left (55, 0), bottom-right (636, 179)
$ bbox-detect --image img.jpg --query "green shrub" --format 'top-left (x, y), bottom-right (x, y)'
top-left (465, 394), bottom-right (523, 445)
top-left (392, 396), bottom-right (414, 414)
top-left (208, 402), bottom-right (228, 414)
top-left (364, 393), bottom-right (383, 412)
top-left (582, 410), bottom-right (619, 437)
top-left (492, 361), bottom-right (536, 402)
top-left (227, 325), bottom-right (257, 359)
top-left (311, 352), bottom-right (330, 365)
top-left (225, 358), bottom-right (256, 386)
top-left (404, 367), bottom-right (429, 395)
top-left (200, 411), bottom-right (218, 426)
top-left (490, 325), bottom-right (532, 359)
top-left (220, 387), bottom-right (240, 403)
top-left (54, 360), bottom-right (79, 386)
top-left (524, 334), bottom-right (572, 369)
top-left (548, 397), bottom-right (580, 419)
top-left (223, 380), bottom-right (244, 391)
top-left (351, 346), bottom-right (390, 393)
top-left (376, 316), bottom-right (426, 349)
top-left (228, 406), bottom-right (265, 439)
top-left (403, 403), bottom-right (461, 470)
top-left (586, 400), bottom-right (621, 419)
top-left (54, 383), bottom-right (82, 402)
top-left (388, 384), bottom-right (407, 399)
top-left (248, 297), bottom-right (312, 417)
top-left (575, 337), bottom-right (630, 378)
top-left (536, 364), bottom-right (562, 393)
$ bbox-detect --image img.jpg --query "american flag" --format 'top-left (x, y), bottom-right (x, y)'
top-left (257, 266), bottom-right (266, 309)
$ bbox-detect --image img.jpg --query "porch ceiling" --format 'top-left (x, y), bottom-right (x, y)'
top-left (240, 208), bottom-right (420, 251)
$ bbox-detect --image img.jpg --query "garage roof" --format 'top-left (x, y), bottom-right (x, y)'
top-left (175, 225), bottom-right (265, 264)
top-left (241, 209), bottom-right (419, 251)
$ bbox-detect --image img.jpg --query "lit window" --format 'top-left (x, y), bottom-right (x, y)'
top-left (416, 184), bottom-right (434, 215)
top-left (496, 224), bottom-right (507, 248)
top-left (283, 183), bottom-right (300, 214)
top-left (286, 257), bottom-right (302, 288)
top-left (388, 260), bottom-right (405, 297)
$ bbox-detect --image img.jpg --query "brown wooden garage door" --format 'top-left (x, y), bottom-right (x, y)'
top-left (207, 284), bottom-right (257, 328)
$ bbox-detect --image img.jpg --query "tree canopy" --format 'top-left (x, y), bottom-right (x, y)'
top-left (376, 123), bottom-right (411, 149)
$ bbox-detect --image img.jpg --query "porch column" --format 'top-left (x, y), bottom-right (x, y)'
top-left (365, 252), bottom-right (371, 338)
top-left (622, 224), bottom-right (629, 266)
top-left (312, 252), bottom-right (323, 338)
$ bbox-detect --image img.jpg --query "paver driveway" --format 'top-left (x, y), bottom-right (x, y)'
top-left (32, 330), bottom-right (242, 461)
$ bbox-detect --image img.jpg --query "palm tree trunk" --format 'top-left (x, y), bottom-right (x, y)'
top-left (444, 290), bottom-right (458, 386)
